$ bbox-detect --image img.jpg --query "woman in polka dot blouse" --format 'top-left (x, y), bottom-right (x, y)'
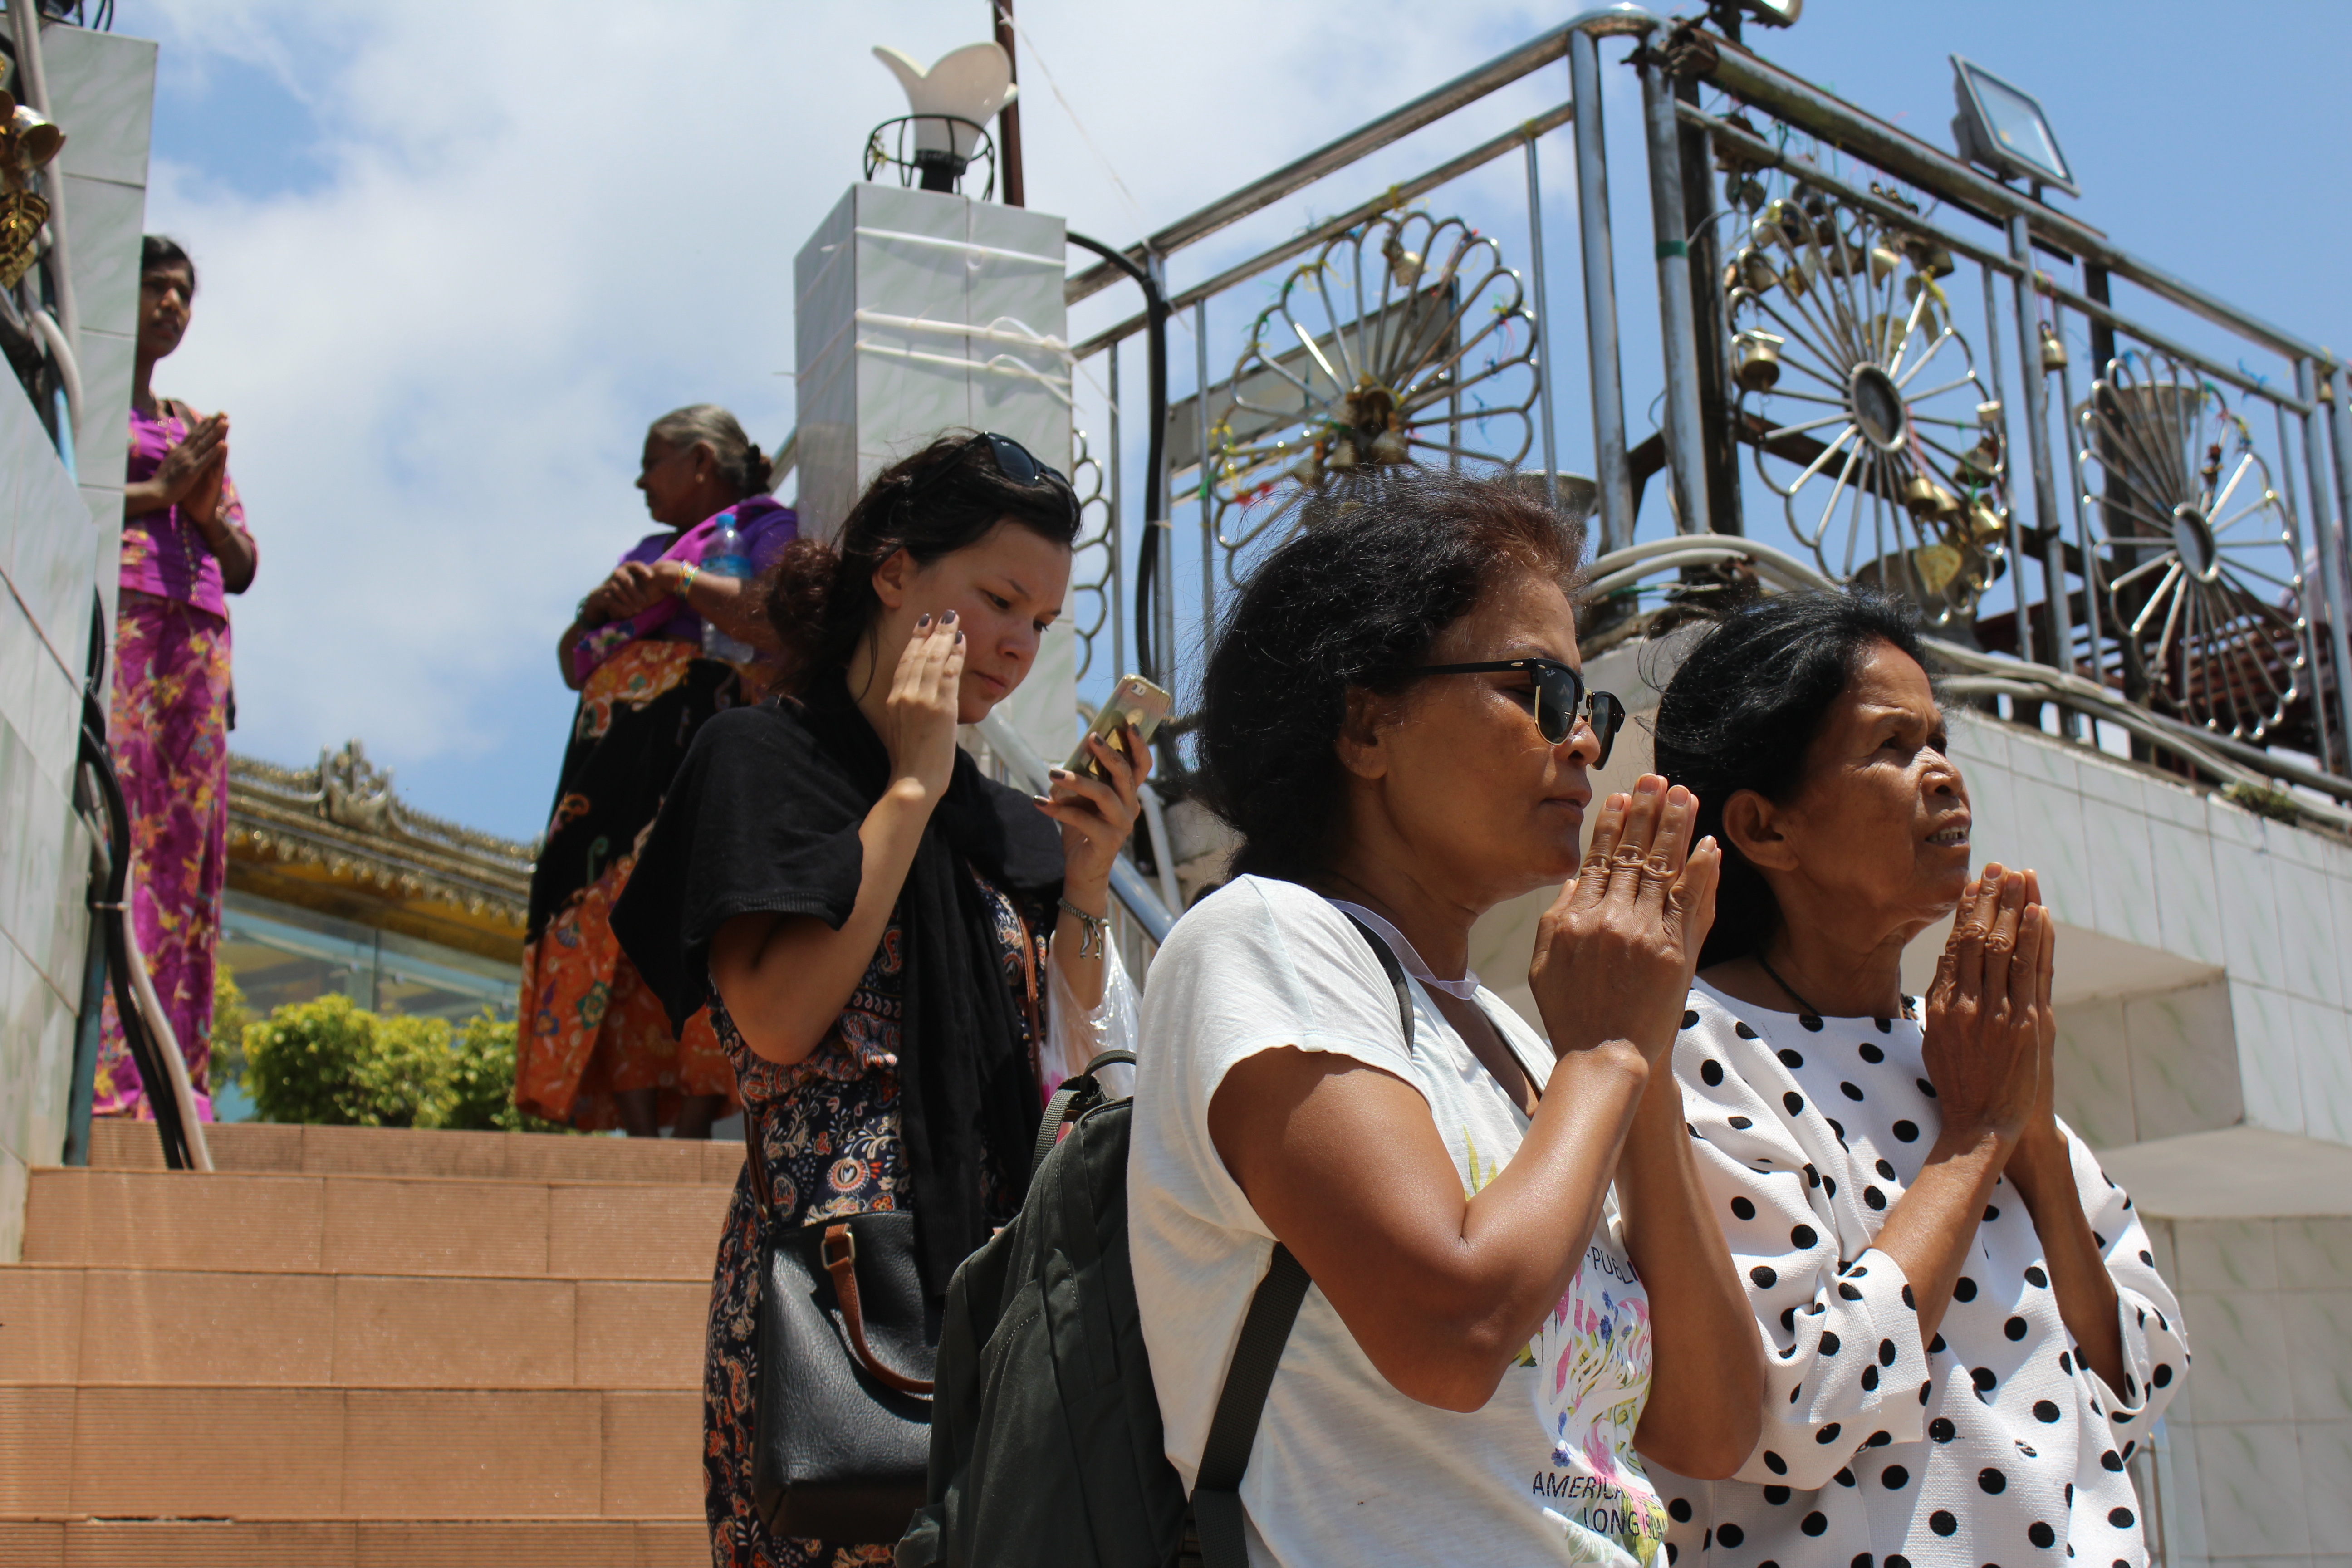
top-left (1645, 593), bottom-right (2186, 1568)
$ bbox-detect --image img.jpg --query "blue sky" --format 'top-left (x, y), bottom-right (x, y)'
top-left (114, 0), bottom-right (2352, 840)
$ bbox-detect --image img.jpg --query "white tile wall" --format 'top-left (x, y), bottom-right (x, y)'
top-left (2154, 1216), bottom-right (2352, 1567)
top-left (0, 23), bottom-right (153, 1260)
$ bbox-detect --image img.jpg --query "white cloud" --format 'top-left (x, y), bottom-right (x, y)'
top-left (124, 0), bottom-right (1578, 833)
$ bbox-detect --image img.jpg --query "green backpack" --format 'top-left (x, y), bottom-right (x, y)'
top-left (896, 921), bottom-right (1412, 1568)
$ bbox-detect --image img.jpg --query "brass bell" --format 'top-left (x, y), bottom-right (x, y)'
top-left (1382, 234), bottom-right (1423, 289)
top-left (1781, 255), bottom-right (1812, 298)
top-left (1965, 501), bottom-right (2006, 543)
top-left (1905, 239), bottom-right (1954, 279)
top-left (2038, 322), bottom-right (2068, 373)
top-left (1868, 245), bottom-right (1900, 285)
top-left (1955, 436), bottom-right (2001, 490)
top-left (1912, 543), bottom-right (1965, 597)
top-left (1976, 399), bottom-right (2004, 429)
top-left (1737, 248), bottom-right (1777, 294)
top-left (1901, 473), bottom-right (1961, 521)
top-left (1733, 330), bottom-right (1784, 392)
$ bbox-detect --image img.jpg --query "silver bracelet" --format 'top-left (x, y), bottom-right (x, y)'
top-left (1058, 897), bottom-right (1108, 960)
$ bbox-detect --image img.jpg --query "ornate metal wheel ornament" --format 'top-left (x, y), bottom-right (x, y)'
top-left (1207, 211), bottom-right (1539, 578)
top-left (1065, 427), bottom-right (1114, 680)
top-left (1726, 192), bottom-right (2009, 625)
top-left (2076, 355), bottom-right (2307, 740)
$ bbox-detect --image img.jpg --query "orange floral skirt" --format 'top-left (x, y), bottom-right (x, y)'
top-left (516, 640), bottom-right (741, 1130)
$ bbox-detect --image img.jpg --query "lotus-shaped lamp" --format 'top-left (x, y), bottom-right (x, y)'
top-left (873, 42), bottom-right (1016, 177)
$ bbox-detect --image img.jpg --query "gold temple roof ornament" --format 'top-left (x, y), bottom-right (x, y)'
top-left (226, 740), bottom-right (537, 963)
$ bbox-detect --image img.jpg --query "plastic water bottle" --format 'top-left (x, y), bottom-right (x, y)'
top-left (700, 515), bottom-right (758, 663)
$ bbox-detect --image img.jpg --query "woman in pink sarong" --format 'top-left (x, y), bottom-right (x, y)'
top-left (93, 235), bottom-right (256, 1120)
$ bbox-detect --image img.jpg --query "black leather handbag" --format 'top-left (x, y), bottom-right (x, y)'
top-left (746, 1112), bottom-right (941, 1544)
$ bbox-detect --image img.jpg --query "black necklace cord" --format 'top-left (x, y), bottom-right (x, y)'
top-left (1751, 951), bottom-right (1826, 1026)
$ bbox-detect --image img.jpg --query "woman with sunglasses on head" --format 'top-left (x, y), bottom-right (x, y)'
top-left (613, 431), bottom-right (1148, 1568)
top-left (1129, 470), bottom-right (1764, 1567)
top-left (1646, 591), bottom-right (2184, 1568)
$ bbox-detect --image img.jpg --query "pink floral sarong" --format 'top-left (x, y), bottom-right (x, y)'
top-left (93, 587), bottom-right (231, 1119)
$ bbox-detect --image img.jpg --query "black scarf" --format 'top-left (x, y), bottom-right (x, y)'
top-left (612, 670), bottom-right (1064, 1294)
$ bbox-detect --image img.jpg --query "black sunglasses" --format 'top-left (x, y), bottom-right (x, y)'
top-left (1396, 659), bottom-right (1626, 766)
top-left (906, 431), bottom-right (1074, 518)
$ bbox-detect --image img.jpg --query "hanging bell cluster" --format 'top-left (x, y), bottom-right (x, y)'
top-left (1307, 377), bottom-right (1412, 479)
top-left (0, 89), bottom-right (67, 292)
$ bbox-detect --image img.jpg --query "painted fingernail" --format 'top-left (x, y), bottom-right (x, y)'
top-left (1048, 768), bottom-right (1071, 779)
top-left (954, 631), bottom-right (965, 644)
top-left (916, 613), bottom-right (931, 628)
top-left (941, 609), bottom-right (958, 625)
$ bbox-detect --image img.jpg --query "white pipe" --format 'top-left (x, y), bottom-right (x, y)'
top-left (118, 867), bottom-right (214, 1171)
top-left (28, 305), bottom-right (83, 445)
top-left (7, 0), bottom-right (80, 378)
top-left (1133, 770), bottom-right (1184, 915)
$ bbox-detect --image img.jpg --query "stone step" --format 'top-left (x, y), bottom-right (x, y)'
top-left (22, 1170), bottom-right (734, 1280)
top-left (0, 1265), bottom-right (703, 1390)
top-left (84, 1119), bottom-right (745, 1187)
top-left (0, 1517), bottom-right (705, 1567)
top-left (0, 1386), bottom-right (701, 1522)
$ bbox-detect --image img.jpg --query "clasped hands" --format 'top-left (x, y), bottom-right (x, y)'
top-left (1530, 776), bottom-right (1722, 1068)
top-left (1923, 862), bottom-right (2060, 1161)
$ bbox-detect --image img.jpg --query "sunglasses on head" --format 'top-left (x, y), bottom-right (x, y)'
top-left (1394, 658), bottom-right (1627, 766)
top-left (906, 431), bottom-right (1074, 519)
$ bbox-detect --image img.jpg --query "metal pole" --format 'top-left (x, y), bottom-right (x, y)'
top-left (2302, 359), bottom-right (2352, 768)
top-left (1196, 299), bottom-right (1214, 641)
top-left (1108, 339), bottom-right (1125, 681)
top-left (990, 0), bottom-right (1025, 206)
top-left (1524, 135), bottom-right (1561, 510)
top-left (2007, 216), bottom-right (2071, 690)
top-left (2053, 314), bottom-right (2105, 691)
top-left (2273, 397), bottom-right (2336, 774)
top-left (1570, 32), bottom-right (1634, 553)
top-left (1641, 54), bottom-right (1706, 534)
top-left (1980, 263), bottom-right (2032, 682)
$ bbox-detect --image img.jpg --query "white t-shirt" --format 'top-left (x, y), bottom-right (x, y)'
top-left (1130, 875), bottom-right (1667, 1567)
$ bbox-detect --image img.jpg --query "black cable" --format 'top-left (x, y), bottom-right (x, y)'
top-left (1064, 232), bottom-right (1168, 687)
top-left (76, 594), bottom-right (191, 1170)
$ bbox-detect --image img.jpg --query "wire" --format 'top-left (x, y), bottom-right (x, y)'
top-left (994, 4), bottom-right (1149, 235)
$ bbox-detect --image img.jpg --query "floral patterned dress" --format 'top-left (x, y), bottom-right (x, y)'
top-left (95, 402), bottom-right (253, 1119)
top-left (702, 870), bottom-right (1041, 1568)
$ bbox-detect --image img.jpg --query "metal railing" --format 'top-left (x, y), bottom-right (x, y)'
top-left (1035, 2), bottom-right (2352, 834)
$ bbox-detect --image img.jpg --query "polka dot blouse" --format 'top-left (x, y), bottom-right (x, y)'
top-left (1651, 980), bottom-right (2188, 1568)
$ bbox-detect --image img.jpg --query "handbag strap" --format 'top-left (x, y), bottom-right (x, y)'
top-left (819, 1222), bottom-right (935, 1397)
top-left (745, 1108), bottom-right (932, 1399)
top-left (1190, 918), bottom-right (1414, 1568)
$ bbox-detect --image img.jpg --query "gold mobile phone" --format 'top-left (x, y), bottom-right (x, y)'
top-left (1065, 674), bottom-right (1171, 782)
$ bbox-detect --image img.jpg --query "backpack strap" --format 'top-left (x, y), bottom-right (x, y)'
top-left (1342, 913), bottom-right (1416, 1052)
top-left (1190, 1243), bottom-right (1310, 1568)
top-left (1189, 917), bottom-right (1415, 1566)
top-left (1029, 1049), bottom-right (1138, 1180)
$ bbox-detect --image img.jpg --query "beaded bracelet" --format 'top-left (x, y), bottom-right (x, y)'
top-left (676, 561), bottom-right (700, 599)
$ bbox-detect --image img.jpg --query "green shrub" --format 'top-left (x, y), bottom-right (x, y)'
top-left (245, 995), bottom-right (452, 1127)
top-left (209, 965), bottom-right (253, 1091)
top-left (243, 997), bottom-right (571, 1133)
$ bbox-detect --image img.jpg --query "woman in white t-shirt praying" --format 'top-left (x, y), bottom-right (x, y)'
top-left (1129, 471), bottom-right (1766, 1567)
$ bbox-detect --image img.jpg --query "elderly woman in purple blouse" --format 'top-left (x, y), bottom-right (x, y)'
top-left (517, 404), bottom-right (797, 1138)
top-left (94, 235), bottom-right (255, 1120)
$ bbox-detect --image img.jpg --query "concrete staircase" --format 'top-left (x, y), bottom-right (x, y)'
top-left (0, 1120), bottom-right (740, 1566)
